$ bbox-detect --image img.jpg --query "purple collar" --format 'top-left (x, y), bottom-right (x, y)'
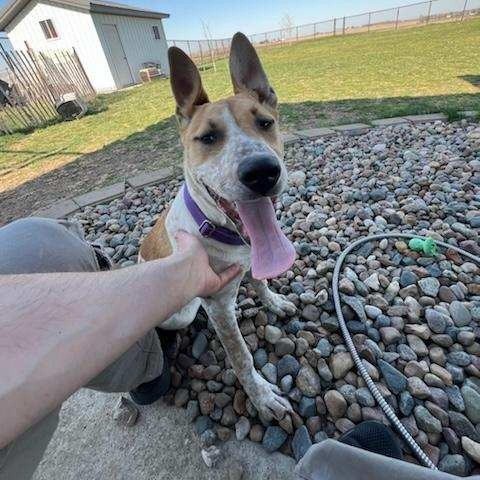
top-left (182, 184), bottom-right (246, 246)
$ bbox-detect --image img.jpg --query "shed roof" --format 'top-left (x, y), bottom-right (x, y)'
top-left (0, 0), bottom-right (169, 30)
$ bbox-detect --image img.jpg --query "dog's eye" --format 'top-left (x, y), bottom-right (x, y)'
top-left (198, 132), bottom-right (217, 145)
top-left (256, 118), bottom-right (274, 130)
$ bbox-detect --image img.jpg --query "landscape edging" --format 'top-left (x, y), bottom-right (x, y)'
top-left (33, 111), bottom-right (479, 219)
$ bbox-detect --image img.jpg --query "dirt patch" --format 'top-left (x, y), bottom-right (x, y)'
top-left (0, 135), bottom-right (183, 226)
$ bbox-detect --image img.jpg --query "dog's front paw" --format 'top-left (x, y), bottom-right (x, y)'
top-left (247, 372), bottom-right (292, 421)
top-left (263, 292), bottom-right (297, 318)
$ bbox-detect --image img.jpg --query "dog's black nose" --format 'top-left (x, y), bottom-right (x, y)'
top-left (238, 154), bottom-right (281, 195)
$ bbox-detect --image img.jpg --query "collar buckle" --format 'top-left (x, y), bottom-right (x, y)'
top-left (199, 219), bottom-right (216, 237)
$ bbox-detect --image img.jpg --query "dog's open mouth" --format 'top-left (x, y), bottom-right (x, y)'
top-left (205, 185), bottom-right (250, 240)
top-left (204, 184), bottom-right (296, 280)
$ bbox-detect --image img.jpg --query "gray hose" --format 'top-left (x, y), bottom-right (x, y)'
top-left (332, 233), bottom-right (480, 469)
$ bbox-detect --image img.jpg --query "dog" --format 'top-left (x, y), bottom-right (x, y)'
top-left (139, 32), bottom-right (297, 421)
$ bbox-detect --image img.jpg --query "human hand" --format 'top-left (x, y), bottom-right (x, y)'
top-left (174, 230), bottom-right (241, 297)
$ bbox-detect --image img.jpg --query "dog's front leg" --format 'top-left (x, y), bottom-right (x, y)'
top-left (247, 273), bottom-right (296, 318)
top-left (202, 295), bottom-right (292, 421)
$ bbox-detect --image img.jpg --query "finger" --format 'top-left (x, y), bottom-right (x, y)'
top-left (217, 263), bottom-right (242, 289)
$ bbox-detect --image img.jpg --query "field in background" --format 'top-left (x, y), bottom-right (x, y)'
top-left (169, 0), bottom-right (480, 66)
top-left (0, 18), bottom-right (479, 223)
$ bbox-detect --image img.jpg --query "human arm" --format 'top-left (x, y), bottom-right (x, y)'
top-left (0, 232), bottom-right (240, 448)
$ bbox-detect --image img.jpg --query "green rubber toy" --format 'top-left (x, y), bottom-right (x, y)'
top-left (408, 237), bottom-right (438, 257)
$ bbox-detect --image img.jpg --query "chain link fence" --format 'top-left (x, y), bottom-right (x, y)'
top-left (168, 0), bottom-right (480, 65)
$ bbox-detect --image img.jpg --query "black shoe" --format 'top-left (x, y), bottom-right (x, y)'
top-left (129, 330), bottom-right (176, 406)
top-left (338, 420), bottom-right (403, 460)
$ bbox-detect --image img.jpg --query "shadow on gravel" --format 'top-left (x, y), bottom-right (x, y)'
top-left (1, 92), bottom-right (479, 226)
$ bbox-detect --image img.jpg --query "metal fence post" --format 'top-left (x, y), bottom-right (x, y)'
top-left (368, 12), bottom-right (371, 32)
top-left (186, 40), bottom-right (192, 57)
top-left (313, 22), bottom-right (317, 39)
top-left (461, 0), bottom-right (468, 20)
top-left (198, 41), bottom-right (204, 65)
top-left (342, 16), bottom-right (346, 35)
top-left (296, 25), bottom-right (299, 41)
top-left (426, 0), bottom-right (432, 23)
top-left (333, 18), bottom-right (337, 35)
top-left (395, 7), bottom-right (400, 29)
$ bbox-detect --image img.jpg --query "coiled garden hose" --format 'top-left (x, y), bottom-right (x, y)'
top-left (332, 233), bottom-right (480, 469)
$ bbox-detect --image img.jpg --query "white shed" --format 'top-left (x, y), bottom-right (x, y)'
top-left (0, 0), bottom-right (170, 92)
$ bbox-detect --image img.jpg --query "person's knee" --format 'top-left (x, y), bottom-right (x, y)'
top-left (0, 217), bottom-right (99, 274)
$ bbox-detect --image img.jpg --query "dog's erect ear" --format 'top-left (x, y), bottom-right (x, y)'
top-left (229, 32), bottom-right (277, 108)
top-left (168, 47), bottom-right (209, 122)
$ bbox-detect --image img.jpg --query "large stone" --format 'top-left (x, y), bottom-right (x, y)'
top-left (113, 396), bottom-right (139, 427)
top-left (378, 359), bottom-right (407, 394)
top-left (192, 332), bottom-right (208, 359)
top-left (425, 309), bottom-right (448, 334)
top-left (449, 411), bottom-right (480, 441)
top-left (292, 426), bottom-right (312, 461)
top-left (447, 351), bottom-right (471, 367)
top-left (235, 416), bottom-right (251, 441)
top-left (341, 295), bottom-right (367, 322)
top-left (414, 406), bottom-right (442, 433)
top-left (329, 352), bottom-right (354, 379)
top-left (462, 436), bottom-right (480, 464)
top-left (265, 325), bottom-right (282, 344)
top-left (399, 391), bottom-right (415, 416)
top-left (407, 377), bottom-right (430, 399)
top-left (399, 270), bottom-right (418, 287)
top-left (277, 355), bottom-right (301, 379)
top-left (449, 301), bottom-right (472, 327)
top-left (380, 327), bottom-right (402, 344)
top-left (296, 365), bottom-right (322, 397)
top-left (324, 390), bottom-right (347, 418)
top-left (418, 277), bottom-right (440, 297)
top-left (438, 455), bottom-right (466, 476)
top-left (461, 385), bottom-right (480, 424)
top-left (316, 358), bottom-right (333, 382)
top-left (262, 426), bottom-right (288, 452)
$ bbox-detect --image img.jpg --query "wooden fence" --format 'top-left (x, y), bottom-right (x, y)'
top-left (0, 47), bottom-right (95, 134)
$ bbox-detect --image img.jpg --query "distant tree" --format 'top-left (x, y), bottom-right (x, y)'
top-left (279, 13), bottom-right (295, 30)
top-left (279, 14), bottom-right (295, 42)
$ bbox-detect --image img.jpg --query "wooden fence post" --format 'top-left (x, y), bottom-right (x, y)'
top-left (333, 18), bottom-right (337, 35)
top-left (342, 16), bottom-right (346, 35)
top-left (368, 12), bottom-right (372, 32)
top-left (72, 47), bottom-right (95, 96)
top-left (395, 7), bottom-right (400, 29)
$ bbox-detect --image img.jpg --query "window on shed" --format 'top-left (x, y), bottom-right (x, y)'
top-left (39, 19), bottom-right (58, 39)
top-left (152, 26), bottom-right (161, 39)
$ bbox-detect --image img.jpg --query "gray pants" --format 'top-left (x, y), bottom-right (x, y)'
top-left (295, 439), bottom-right (479, 480)
top-left (0, 218), bottom-right (164, 480)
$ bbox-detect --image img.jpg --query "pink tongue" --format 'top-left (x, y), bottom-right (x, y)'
top-left (236, 197), bottom-right (296, 280)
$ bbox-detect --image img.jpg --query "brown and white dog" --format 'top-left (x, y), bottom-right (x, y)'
top-left (140, 33), bottom-right (297, 421)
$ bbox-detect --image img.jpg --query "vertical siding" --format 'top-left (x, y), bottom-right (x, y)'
top-left (6, 0), bottom-right (116, 92)
top-left (91, 12), bottom-right (169, 87)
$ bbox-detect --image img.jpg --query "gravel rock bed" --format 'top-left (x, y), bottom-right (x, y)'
top-left (71, 120), bottom-right (480, 475)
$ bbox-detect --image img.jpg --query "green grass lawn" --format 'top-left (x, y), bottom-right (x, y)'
top-left (0, 18), bottom-right (479, 222)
